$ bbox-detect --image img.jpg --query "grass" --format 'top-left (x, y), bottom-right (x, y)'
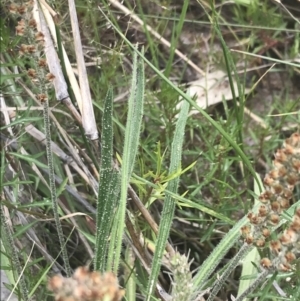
top-left (1, 0), bottom-right (300, 300)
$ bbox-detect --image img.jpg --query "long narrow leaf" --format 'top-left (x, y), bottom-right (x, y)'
top-left (146, 100), bottom-right (190, 299)
top-left (94, 88), bottom-right (119, 271)
top-left (111, 48), bottom-right (145, 272)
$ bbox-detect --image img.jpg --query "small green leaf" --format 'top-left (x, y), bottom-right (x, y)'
top-left (13, 221), bottom-right (39, 238)
top-left (0, 73), bottom-right (25, 85)
top-left (56, 177), bottom-right (69, 197)
top-left (0, 117), bottom-right (43, 130)
top-left (8, 152), bottom-right (48, 169)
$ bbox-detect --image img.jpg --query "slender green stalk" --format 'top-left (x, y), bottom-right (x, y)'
top-left (42, 99), bottom-right (71, 276)
top-left (164, 0), bottom-right (189, 78)
top-left (234, 269), bottom-right (272, 301)
top-left (209, 3), bottom-right (244, 151)
top-left (206, 243), bottom-right (252, 301)
top-left (146, 100), bottom-right (190, 299)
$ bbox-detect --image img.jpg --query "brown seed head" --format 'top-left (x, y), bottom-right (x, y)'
top-left (285, 133), bottom-right (300, 147)
top-left (290, 216), bottom-right (300, 232)
top-left (270, 240), bottom-right (282, 254)
top-left (286, 173), bottom-right (299, 187)
top-left (285, 251), bottom-right (296, 263)
top-left (256, 238), bottom-right (265, 248)
top-left (291, 158), bottom-right (300, 172)
top-left (17, 5), bottom-right (26, 14)
top-left (9, 4), bottom-right (19, 14)
top-left (48, 267), bottom-right (124, 301)
top-left (16, 25), bottom-right (25, 36)
top-left (35, 32), bottom-right (45, 41)
top-left (73, 266), bottom-right (89, 280)
top-left (279, 232), bottom-right (292, 245)
top-left (259, 190), bottom-right (273, 203)
top-left (278, 262), bottom-right (291, 272)
top-left (248, 213), bottom-right (261, 225)
top-left (240, 225), bottom-right (251, 236)
top-left (285, 228), bottom-right (298, 243)
top-left (283, 144), bottom-right (294, 155)
top-left (261, 258), bottom-right (272, 268)
top-left (19, 44), bottom-right (29, 55)
top-left (278, 166), bottom-right (287, 177)
top-left (264, 175), bottom-right (274, 187)
top-left (38, 58), bottom-right (47, 67)
top-left (27, 45), bottom-right (36, 53)
top-left (262, 228), bottom-right (271, 238)
top-left (28, 19), bottom-right (37, 28)
top-left (36, 94), bottom-right (48, 103)
top-left (274, 149), bottom-right (287, 162)
top-left (46, 73), bottom-right (55, 82)
top-left (47, 275), bottom-right (64, 292)
top-left (272, 183), bottom-right (284, 195)
top-left (269, 214), bottom-right (280, 225)
top-left (27, 68), bottom-right (37, 78)
top-left (279, 198), bottom-right (290, 209)
top-left (245, 235), bottom-right (254, 244)
top-left (258, 205), bottom-right (268, 217)
top-left (271, 201), bottom-right (281, 213)
top-left (283, 188), bottom-right (292, 199)
top-left (268, 169), bottom-right (279, 179)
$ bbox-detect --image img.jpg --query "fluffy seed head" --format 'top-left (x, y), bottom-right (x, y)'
top-left (262, 228), bottom-right (271, 238)
top-left (269, 214), bottom-right (280, 225)
top-left (285, 251), bottom-right (296, 263)
top-left (270, 240), bottom-right (282, 254)
top-left (256, 238), bottom-right (265, 248)
top-left (271, 201), bottom-right (281, 213)
top-left (261, 258), bottom-right (272, 268)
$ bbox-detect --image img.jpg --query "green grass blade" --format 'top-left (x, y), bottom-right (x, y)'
top-left (112, 48), bottom-right (145, 272)
top-left (0, 117), bottom-right (43, 130)
top-left (103, 170), bottom-right (120, 271)
top-left (209, 3), bottom-right (244, 152)
top-left (145, 100), bottom-right (190, 299)
top-left (164, 0), bottom-right (189, 78)
top-left (7, 152), bottom-right (48, 169)
top-left (94, 88), bottom-right (118, 271)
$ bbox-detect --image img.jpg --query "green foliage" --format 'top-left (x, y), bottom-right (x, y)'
top-left (94, 88), bottom-right (120, 272)
top-left (146, 99), bottom-right (190, 299)
top-left (112, 48), bottom-right (145, 272)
